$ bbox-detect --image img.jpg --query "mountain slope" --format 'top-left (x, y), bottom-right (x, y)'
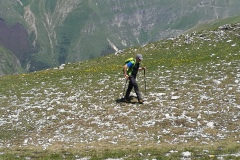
top-left (0, 47), bottom-right (25, 75)
top-left (184, 15), bottom-right (240, 34)
top-left (1, 0), bottom-right (240, 74)
top-left (0, 23), bottom-right (240, 159)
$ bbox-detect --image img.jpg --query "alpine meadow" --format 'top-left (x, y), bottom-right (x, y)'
top-left (0, 22), bottom-right (240, 159)
top-left (1, 0), bottom-right (240, 159)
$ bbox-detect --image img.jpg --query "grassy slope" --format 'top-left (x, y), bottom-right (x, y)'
top-left (0, 24), bottom-right (240, 159)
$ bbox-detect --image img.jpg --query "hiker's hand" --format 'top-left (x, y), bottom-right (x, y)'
top-left (125, 74), bottom-right (129, 79)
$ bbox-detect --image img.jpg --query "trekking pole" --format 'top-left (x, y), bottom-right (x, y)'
top-left (122, 79), bottom-right (128, 98)
top-left (144, 68), bottom-right (146, 95)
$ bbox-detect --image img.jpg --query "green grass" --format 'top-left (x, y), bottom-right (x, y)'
top-left (0, 24), bottom-right (240, 159)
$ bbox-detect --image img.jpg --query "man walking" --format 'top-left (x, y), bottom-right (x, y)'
top-left (123, 54), bottom-right (145, 104)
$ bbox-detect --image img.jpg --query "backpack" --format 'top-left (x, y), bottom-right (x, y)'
top-left (124, 57), bottom-right (136, 75)
top-left (125, 57), bottom-right (135, 64)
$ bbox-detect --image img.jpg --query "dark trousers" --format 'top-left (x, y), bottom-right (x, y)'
top-left (124, 76), bottom-right (142, 100)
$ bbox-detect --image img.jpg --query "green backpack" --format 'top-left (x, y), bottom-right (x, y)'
top-left (124, 57), bottom-right (136, 75)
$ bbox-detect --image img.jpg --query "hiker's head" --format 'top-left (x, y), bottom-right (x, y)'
top-left (136, 54), bottom-right (143, 62)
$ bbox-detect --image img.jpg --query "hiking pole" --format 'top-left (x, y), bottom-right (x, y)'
top-left (122, 78), bottom-right (128, 98)
top-left (144, 68), bottom-right (146, 96)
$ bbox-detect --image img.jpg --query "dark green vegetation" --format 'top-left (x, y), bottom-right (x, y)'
top-left (0, 47), bottom-right (25, 75)
top-left (0, 23), bottom-right (240, 159)
top-left (1, 0), bottom-right (240, 74)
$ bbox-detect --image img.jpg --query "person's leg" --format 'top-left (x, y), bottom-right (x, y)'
top-left (124, 79), bottom-right (133, 100)
top-left (130, 77), bottom-right (142, 101)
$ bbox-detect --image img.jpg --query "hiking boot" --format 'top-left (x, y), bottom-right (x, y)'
top-left (123, 98), bottom-right (130, 103)
top-left (138, 99), bottom-right (144, 104)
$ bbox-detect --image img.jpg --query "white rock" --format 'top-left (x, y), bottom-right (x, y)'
top-left (207, 122), bottom-right (215, 129)
top-left (213, 80), bottom-right (221, 85)
top-left (181, 151), bottom-right (191, 157)
top-left (171, 96), bottom-right (180, 100)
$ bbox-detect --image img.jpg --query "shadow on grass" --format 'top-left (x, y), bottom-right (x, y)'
top-left (116, 95), bottom-right (139, 104)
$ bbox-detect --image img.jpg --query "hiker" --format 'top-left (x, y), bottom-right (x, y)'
top-left (123, 54), bottom-right (145, 104)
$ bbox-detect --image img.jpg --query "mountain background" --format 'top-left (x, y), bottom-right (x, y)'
top-left (1, 0), bottom-right (240, 75)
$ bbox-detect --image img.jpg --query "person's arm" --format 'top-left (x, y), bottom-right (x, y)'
top-left (123, 64), bottom-right (129, 79)
top-left (139, 66), bottom-right (146, 70)
top-left (123, 61), bottom-right (134, 79)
